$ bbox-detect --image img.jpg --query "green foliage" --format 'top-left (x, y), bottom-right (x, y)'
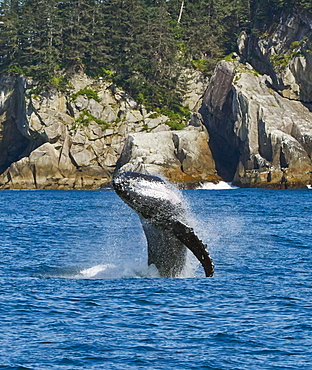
top-left (250, 0), bottom-right (312, 30)
top-left (6, 64), bottom-right (25, 75)
top-left (269, 53), bottom-right (290, 68)
top-left (148, 112), bottom-right (162, 119)
top-left (191, 59), bottom-right (210, 73)
top-left (165, 120), bottom-right (186, 131)
top-left (75, 109), bottom-right (109, 129)
top-left (270, 37), bottom-right (306, 69)
top-left (29, 86), bottom-right (44, 97)
top-left (50, 75), bottom-right (69, 92)
top-left (223, 53), bottom-right (239, 62)
top-left (71, 88), bottom-right (101, 103)
top-left (156, 105), bottom-right (191, 131)
top-left (93, 68), bottom-right (115, 81)
top-left (298, 0), bottom-right (312, 11)
top-left (290, 41), bottom-right (301, 49)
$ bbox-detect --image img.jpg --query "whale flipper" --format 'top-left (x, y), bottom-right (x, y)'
top-left (172, 221), bottom-right (214, 277)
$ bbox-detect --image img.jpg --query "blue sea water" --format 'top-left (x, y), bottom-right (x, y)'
top-left (0, 188), bottom-right (311, 369)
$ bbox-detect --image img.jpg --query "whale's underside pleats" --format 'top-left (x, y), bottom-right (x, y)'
top-left (140, 217), bottom-right (187, 278)
top-left (140, 217), bottom-right (214, 278)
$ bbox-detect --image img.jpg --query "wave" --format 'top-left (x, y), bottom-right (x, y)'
top-left (36, 252), bottom-right (202, 279)
top-left (196, 181), bottom-right (238, 190)
top-left (77, 263), bottom-right (161, 279)
top-left (36, 263), bottom-right (156, 279)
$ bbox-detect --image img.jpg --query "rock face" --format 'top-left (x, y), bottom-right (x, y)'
top-left (181, 69), bottom-right (210, 111)
top-left (0, 73), bottom-right (217, 189)
top-left (0, 74), bottom-right (165, 188)
top-left (200, 60), bottom-right (312, 188)
top-left (115, 118), bottom-right (220, 186)
top-left (238, 10), bottom-right (312, 102)
top-left (0, 75), bottom-right (45, 175)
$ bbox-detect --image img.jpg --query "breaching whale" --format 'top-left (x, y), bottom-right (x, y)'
top-left (113, 172), bottom-right (214, 278)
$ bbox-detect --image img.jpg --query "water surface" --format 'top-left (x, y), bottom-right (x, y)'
top-left (0, 189), bottom-right (311, 369)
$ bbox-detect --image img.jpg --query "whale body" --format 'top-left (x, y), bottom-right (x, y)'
top-left (113, 172), bottom-right (214, 278)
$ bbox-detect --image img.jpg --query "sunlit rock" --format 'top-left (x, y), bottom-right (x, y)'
top-left (115, 125), bottom-right (220, 186)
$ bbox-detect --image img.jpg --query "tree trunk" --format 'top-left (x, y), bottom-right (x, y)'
top-left (177, 1), bottom-right (184, 23)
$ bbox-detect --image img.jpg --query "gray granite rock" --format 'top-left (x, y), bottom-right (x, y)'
top-left (238, 10), bottom-right (312, 103)
top-left (0, 74), bottom-right (203, 188)
top-left (200, 60), bottom-right (312, 188)
top-left (115, 127), bottom-right (220, 185)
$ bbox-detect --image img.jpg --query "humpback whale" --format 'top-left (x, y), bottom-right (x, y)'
top-left (113, 172), bottom-right (214, 278)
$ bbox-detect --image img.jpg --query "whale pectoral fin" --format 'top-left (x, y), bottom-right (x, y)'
top-left (172, 221), bottom-right (214, 277)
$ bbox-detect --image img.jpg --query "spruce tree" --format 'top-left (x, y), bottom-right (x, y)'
top-left (18, 0), bottom-right (60, 82)
top-left (0, 0), bottom-right (22, 72)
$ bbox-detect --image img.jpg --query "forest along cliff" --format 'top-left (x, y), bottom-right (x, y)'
top-left (200, 9), bottom-right (312, 188)
top-left (0, 7), bottom-right (312, 189)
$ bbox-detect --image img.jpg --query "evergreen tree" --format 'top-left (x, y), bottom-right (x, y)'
top-left (18, 0), bottom-right (60, 82)
top-left (0, 0), bottom-right (22, 72)
top-left (57, 0), bottom-right (96, 73)
top-left (168, 0), bottom-right (240, 72)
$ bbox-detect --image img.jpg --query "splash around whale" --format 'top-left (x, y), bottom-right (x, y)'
top-left (113, 172), bottom-right (214, 278)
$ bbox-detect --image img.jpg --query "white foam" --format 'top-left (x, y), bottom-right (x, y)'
top-left (78, 262), bottom-right (162, 279)
top-left (178, 251), bottom-right (202, 278)
top-left (79, 264), bottom-right (115, 278)
top-left (196, 181), bottom-right (238, 190)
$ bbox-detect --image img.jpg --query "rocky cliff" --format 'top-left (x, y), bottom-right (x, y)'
top-left (238, 10), bottom-right (312, 103)
top-left (0, 73), bottom-right (216, 189)
top-left (199, 10), bottom-right (312, 188)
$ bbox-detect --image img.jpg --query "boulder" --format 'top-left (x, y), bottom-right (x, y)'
top-left (115, 125), bottom-right (220, 186)
top-left (0, 143), bottom-right (62, 189)
top-left (29, 143), bottom-right (63, 188)
top-left (69, 146), bottom-right (96, 167)
top-left (0, 157), bottom-right (35, 189)
top-left (144, 114), bottom-right (169, 130)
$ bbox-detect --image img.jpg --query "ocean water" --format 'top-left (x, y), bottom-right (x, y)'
top-left (0, 188), bottom-right (311, 369)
